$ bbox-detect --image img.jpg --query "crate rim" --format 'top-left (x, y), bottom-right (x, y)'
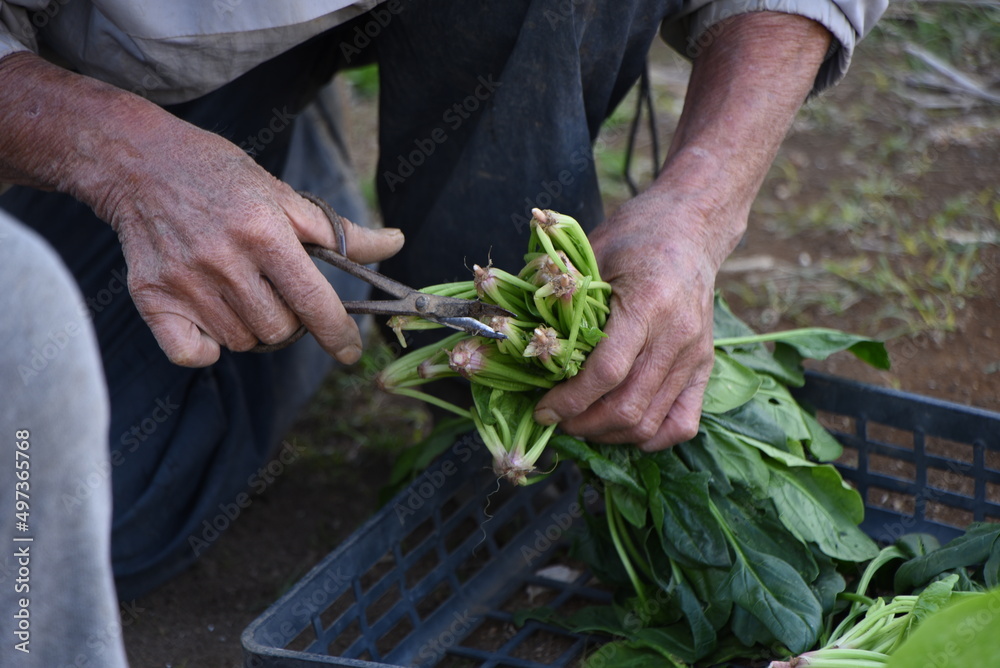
top-left (801, 370), bottom-right (1000, 422)
top-left (243, 371), bottom-right (1000, 667)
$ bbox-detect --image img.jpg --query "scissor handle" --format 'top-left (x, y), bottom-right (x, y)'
top-left (250, 193), bottom-right (509, 354)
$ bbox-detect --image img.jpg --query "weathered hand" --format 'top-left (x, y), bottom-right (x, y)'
top-left (100, 122), bottom-right (404, 367)
top-left (0, 53), bottom-right (405, 368)
top-left (532, 10), bottom-right (832, 449)
top-left (533, 192), bottom-right (721, 450)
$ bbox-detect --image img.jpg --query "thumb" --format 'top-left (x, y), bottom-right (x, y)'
top-left (285, 191), bottom-right (405, 264)
top-left (341, 224), bottom-right (405, 265)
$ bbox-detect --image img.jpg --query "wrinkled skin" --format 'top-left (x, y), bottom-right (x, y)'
top-left (104, 128), bottom-right (404, 367)
top-left (0, 52), bottom-right (404, 367)
top-left (0, 11), bottom-right (829, 440)
top-left (535, 12), bottom-right (832, 451)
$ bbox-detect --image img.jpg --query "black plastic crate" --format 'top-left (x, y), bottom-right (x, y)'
top-left (242, 373), bottom-right (1000, 667)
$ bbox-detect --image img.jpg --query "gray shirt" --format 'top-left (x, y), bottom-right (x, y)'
top-left (0, 0), bottom-right (886, 104)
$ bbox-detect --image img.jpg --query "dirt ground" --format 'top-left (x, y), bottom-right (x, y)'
top-left (122, 8), bottom-right (1000, 668)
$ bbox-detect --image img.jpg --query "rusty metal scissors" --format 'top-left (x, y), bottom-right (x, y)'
top-left (252, 193), bottom-right (512, 353)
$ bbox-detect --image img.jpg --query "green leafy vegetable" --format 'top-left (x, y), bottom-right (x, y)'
top-left (376, 208), bottom-right (893, 665)
top-left (771, 527), bottom-right (1000, 667)
top-left (886, 587), bottom-right (1000, 668)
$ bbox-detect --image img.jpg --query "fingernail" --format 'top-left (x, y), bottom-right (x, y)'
top-left (534, 407), bottom-right (561, 425)
top-left (336, 343), bottom-right (362, 364)
top-left (377, 228), bottom-right (403, 238)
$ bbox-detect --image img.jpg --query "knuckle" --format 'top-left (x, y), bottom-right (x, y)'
top-left (615, 401), bottom-right (645, 428)
top-left (284, 278), bottom-right (327, 313)
top-left (676, 413), bottom-right (701, 442)
top-left (676, 418), bottom-right (700, 443)
top-left (224, 330), bottom-right (259, 353)
top-left (256, 323), bottom-right (298, 345)
top-left (631, 419), bottom-right (660, 443)
top-left (586, 355), bottom-right (629, 391)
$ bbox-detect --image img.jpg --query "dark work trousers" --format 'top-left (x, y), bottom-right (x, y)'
top-left (375, 0), bottom-right (678, 288)
top-left (0, 0), bottom-right (680, 599)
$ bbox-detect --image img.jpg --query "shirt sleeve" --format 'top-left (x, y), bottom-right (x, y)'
top-left (661, 0), bottom-right (889, 94)
top-left (0, 1), bottom-right (46, 60)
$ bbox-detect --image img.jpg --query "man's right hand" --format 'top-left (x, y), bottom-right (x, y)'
top-left (0, 52), bottom-right (404, 367)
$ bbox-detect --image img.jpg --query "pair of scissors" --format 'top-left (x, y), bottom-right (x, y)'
top-left (252, 193), bottom-right (513, 353)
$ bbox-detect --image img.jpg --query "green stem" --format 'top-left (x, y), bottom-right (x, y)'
top-left (839, 592), bottom-right (876, 607)
top-left (486, 287), bottom-right (527, 320)
top-left (476, 360), bottom-right (557, 389)
top-left (511, 407), bottom-right (536, 457)
top-left (605, 493), bottom-right (648, 606)
top-left (799, 658), bottom-right (888, 668)
top-left (491, 268), bottom-right (540, 293)
top-left (586, 295), bottom-right (610, 313)
top-left (491, 406), bottom-right (513, 446)
top-left (548, 220), bottom-right (600, 280)
top-left (564, 276), bottom-right (590, 360)
top-left (470, 374), bottom-right (554, 392)
top-left (522, 423), bottom-right (558, 466)
top-left (421, 281), bottom-right (477, 297)
top-left (800, 648), bottom-right (890, 667)
top-left (534, 226), bottom-right (570, 273)
top-left (533, 289), bottom-right (559, 330)
top-left (390, 388), bottom-right (471, 420)
top-left (471, 409), bottom-right (511, 464)
top-left (615, 513), bottom-right (655, 583)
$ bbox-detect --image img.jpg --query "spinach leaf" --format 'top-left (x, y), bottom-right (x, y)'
top-left (583, 639), bottom-right (686, 668)
top-left (381, 416), bottom-right (473, 502)
top-left (772, 329), bottom-right (890, 369)
top-left (909, 573), bottom-right (959, 627)
top-left (749, 374), bottom-right (842, 461)
top-left (702, 351), bottom-right (761, 414)
top-left (572, 511), bottom-right (633, 588)
top-left (699, 425), bottom-right (769, 495)
top-left (887, 587), bottom-right (1000, 668)
top-left (578, 323), bottom-right (607, 348)
top-left (984, 537), bottom-right (1000, 589)
top-left (730, 603), bottom-right (775, 649)
top-left (681, 565), bottom-right (734, 631)
top-left (717, 540), bottom-right (823, 654)
top-left (607, 483), bottom-right (647, 530)
top-left (766, 462), bottom-right (878, 562)
top-left (702, 403), bottom-right (791, 454)
top-left (896, 533), bottom-right (940, 560)
top-left (710, 492), bottom-right (819, 583)
top-left (715, 426), bottom-right (817, 469)
top-left (550, 435), bottom-right (643, 495)
top-left (653, 472), bottom-right (731, 569)
top-left (895, 523), bottom-right (1000, 592)
top-left (674, 437), bottom-right (734, 496)
top-left (725, 341), bottom-right (806, 387)
top-left (810, 549), bottom-right (848, 615)
top-left (800, 408), bottom-right (844, 462)
top-left (713, 327), bottom-right (890, 369)
top-left (712, 293), bottom-right (756, 339)
top-left (670, 569), bottom-right (718, 660)
top-left (712, 295), bottom-right (807, 385)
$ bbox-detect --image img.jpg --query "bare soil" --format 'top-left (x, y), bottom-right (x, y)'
top-left (122, 24), bottom-right (1000, 668)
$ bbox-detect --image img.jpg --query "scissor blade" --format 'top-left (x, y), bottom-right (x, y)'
top-left (435, 316), bottom-right (507, 340)
top-left (462, 301), bottom-right (517, 320)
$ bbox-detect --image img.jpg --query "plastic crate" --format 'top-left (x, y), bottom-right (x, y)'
top-left (242, 373), bottom-right (1000, 668)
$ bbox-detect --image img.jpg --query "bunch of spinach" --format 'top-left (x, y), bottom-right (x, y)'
top-left (375, 208), bottom-right (894, 664)
top-left (524, 298), bottom-right (891, 666)
top-left (770, 524), bottom-right (1000, 667)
